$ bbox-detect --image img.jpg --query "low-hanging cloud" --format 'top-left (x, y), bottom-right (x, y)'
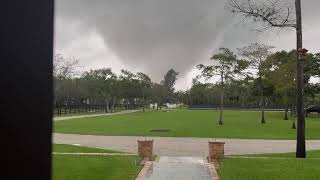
top-left (55, 0), bottom-right (259, 80)
top-left (55, 0), bottom-right (320, 86)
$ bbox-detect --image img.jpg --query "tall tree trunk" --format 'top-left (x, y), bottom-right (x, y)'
top-left (111, 96), bottom-right (116, 113)
top-left (284, 91), bottom-right (289, 120)
top-left (284, 107), bottom-right (289, 120)
top-left (295, 0), bottom-right (306, 158)
top-left (142, 91), bottom-right (145, 112)
top-left (219, 74), bottom-right (224, 125)
top-left (105, 96), bottom-right (110, 113)
top-left (259, 76), bottom-right (266, 124)
top-left (130, 98), bottom-right (133, 110)
top-left (216, 96), bottom-right (218, 112)
top-left (292, 120), bottom-right (297, 129)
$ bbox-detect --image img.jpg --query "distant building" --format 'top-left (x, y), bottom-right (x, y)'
top-left (166, 103), bottom-right (178, 109)
top-left (150, 103), bottom-right (158, 109)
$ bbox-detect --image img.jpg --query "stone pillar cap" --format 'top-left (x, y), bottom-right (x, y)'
top-left (138, 139), bottom-right (154, 142)
top-left (208, 140), bottom-right (225, 144)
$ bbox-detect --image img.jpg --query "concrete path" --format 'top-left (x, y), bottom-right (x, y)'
top-left (137, 157), bottom-right (212, 180)
top-left (53, 110), bottom-right (141, 121)
top-left (53, 133), bottom-right (320, 156)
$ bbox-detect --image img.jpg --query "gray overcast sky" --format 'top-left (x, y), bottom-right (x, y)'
top-left (54, 0), bottom-right (320, 90)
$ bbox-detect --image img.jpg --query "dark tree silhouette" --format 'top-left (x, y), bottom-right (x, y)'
top-left (198, 48), bottom-right (247, 125)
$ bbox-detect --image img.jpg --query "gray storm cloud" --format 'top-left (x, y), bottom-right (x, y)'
top-left (55, 0), bottom-right (260, 81)
top-left (55, 0), bottom-right (320, 82)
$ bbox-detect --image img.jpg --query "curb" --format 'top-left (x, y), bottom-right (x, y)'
top-left (135, 161), bottom-right (153, 180)
top-left (207, 162), bottom-right (220, 180)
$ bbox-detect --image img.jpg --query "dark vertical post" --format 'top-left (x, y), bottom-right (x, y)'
top-left (219, 74), bottom-right (224, 125)
top-left (295, 0), bottom-right (306, 158)
top-left (0, 0), bottom-right (54, 179)
top-left (259, 75), bottom-right (266, 124)
top-left (142, 91), bottom-right (145, 112)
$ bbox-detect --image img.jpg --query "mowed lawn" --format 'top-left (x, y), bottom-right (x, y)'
top-left (53, 144), bottom-right (141, 180)
top-left (53, 144), bottom-right (121, 153)
top-left (219, 151), bottom-right (320, 180)
top-left (54, 110), bottom-right (320, 139)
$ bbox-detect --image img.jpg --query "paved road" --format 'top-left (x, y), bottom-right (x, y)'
top-left (53, 110), bottom-right (141, 121)
top-left (53, 133), bottom-right (320, 156)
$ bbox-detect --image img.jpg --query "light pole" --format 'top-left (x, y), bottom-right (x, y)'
top-left (295, 0), bottom-right (307, 158)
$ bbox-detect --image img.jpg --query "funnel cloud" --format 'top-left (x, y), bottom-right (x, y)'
top-left (55, 0), bottom-right (320, 90)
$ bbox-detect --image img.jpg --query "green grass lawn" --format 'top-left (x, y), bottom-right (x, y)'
top-left (53, 144), bottom-right (121, 153)
top-left (53, 155), bottom-right (141, 180)
top-left (219, 158), bottom-right (320, 180)
top-left (220, 151), bottom-right (320, 180)
top-left (53, 144), bottom-right (141, 180)
top-left (237, 150), bottom-right (320, 158)
top-left (54, 110), bottom-right (320, 139)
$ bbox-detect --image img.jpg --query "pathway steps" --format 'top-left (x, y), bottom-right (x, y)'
top-left (136, 156), bottom-right (213, 180)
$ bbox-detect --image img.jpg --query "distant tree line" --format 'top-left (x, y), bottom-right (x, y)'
top-left (192, 45), bottom-right (320, 126)
top-left (53, 54), bottom-right (179, 114)
top-left (54, 47), bottom-right (320, 118)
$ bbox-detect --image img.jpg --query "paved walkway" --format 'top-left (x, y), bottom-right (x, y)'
top-left (53, 110), bottom-right (141, 121)
top-left (136, 157), bottom-right (212, 180)
top-left (53, 133), bottom-right (320, 156)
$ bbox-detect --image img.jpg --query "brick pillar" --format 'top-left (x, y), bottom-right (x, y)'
top-left (138, 140), bottom-right (153, 159)
top-left (208, 141), bottom-right (225, 170)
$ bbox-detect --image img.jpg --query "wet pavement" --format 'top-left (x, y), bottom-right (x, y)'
top-left (142, 156), bottom-right (212, 180)
top-left (54, 133), bottom-right (320, 156)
